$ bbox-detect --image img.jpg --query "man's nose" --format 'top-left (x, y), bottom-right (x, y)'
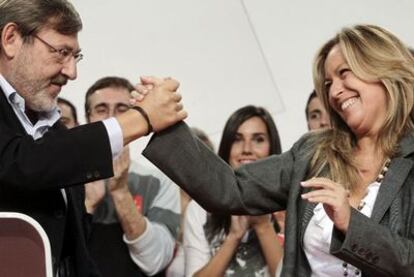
top-left (61, 58), bottom-right (77, 80)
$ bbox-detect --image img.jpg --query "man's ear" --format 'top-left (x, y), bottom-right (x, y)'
top-left (1, 22), bottom-right (23, 59)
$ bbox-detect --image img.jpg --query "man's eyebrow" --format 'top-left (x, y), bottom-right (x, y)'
top-left (115, 103), bottom-right (130, 107)
top-left (92, 103), bottom-right (109, 109)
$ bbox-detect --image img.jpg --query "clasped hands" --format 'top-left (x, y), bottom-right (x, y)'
top-left (227, 214), bottom-right (273, 241)
top-left (301, 177), bottom-right (352, 233)
top-left (130, 76), bottom-right (187, 133)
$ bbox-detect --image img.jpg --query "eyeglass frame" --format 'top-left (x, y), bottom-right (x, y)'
top-left (32, 34), bottom-right (83, 64)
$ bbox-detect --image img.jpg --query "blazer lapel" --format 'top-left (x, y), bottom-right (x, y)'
top-left (299, 162), bottom-right (331, 245)
top-left (371, 134), bottom-right (414, 222)
top-left (300, 199), bottom-right (317, 248)
top-left (371, 157), bottom-right (412, 223)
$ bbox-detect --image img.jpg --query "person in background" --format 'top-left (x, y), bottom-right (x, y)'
top-left (305, 90), bottom-right (331, 130)
top-left (183, 105), bottom-right (283, 277)
top-left (142, 24), bottom-right (414, 276)
top-left (57, 97), bottom-right (78, 128)
top-left (84, 76), bottom-right (180, 277)
top-left (0, 1), bottom-right (185, 276)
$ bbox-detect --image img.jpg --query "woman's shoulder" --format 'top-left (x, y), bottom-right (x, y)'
top-left (291, 129), bottom-right (329, 153)
top-left (398, 131), bottom-right (414, 158)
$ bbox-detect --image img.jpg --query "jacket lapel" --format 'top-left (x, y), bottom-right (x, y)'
top-left (299, 164), bottom-right (330, 244)
top-left (371, 134), bottom-right (414, 222)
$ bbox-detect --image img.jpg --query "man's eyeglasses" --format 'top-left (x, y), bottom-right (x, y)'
top-left (33, 34), bottom-right (83, 64)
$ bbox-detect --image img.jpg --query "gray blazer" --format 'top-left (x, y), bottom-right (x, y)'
top-left (143, 122), bottom-right (414, 277)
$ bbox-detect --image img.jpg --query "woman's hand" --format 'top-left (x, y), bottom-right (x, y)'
top-left (249, 214), bottom-right (273, 233)
top-left (228, 215), bottom-right (249, 241)
top-left (301, 177), bottom-right (351, 233)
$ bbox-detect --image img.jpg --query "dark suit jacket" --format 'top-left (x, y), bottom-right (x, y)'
top-left (143, 122), bottom-right (414, 277)
top-left (0, 88), bottom-right (113, 276)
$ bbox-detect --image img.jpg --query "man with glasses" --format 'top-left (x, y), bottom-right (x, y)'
top-left (0, 1), bottom-right (186, 276)
top-left (84, 76), bottom-right (180, 277)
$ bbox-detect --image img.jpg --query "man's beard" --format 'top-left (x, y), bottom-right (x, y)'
top-left (27, 75), bottom-right (68, 112)
top-left (10, 54), bottom-right (67, 113)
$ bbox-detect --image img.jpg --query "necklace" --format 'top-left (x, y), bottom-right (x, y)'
top-left (356, 158), bottom-right (391, 211)
top-left (343, 157), bottom-right (391, 276)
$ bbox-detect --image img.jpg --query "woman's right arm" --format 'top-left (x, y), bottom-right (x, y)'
top-left (143, 122), bottom-right (310, 215)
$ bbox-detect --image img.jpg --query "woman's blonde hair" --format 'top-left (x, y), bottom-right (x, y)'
top-left (310, 24), bottom-right (414, 189)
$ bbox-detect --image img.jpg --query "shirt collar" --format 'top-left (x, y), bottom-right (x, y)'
top-left (0, 74), bottom-right (17, 100)
top-left (0, 73), bottom-right (61, 125)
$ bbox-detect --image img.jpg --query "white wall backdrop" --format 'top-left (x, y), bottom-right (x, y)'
top-left (63, 0), bottom-right (414, 167)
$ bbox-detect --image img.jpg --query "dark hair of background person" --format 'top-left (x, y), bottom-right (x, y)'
top-left (84, 76), bottom-right (135, 117)
top-left (205, 105), bottom-right (282, 242)
top-left (191, 127), bottom-right (215, 151)
top-left (57, 96), bottom-right (78, 124)
top-left (217, 105), bottom-right (282, 164)
top-left (305, 90), bottom-right (317, 120)
top-left (0, 0), bottom-right (82, 44)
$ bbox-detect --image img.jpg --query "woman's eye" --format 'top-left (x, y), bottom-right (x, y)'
top-left (339, 68), bottom-right (350, 76)
top-left (254, 137), bottom-right (265, 143)
top-left (310, 113), bottom-right (321, 120)
top-left (253, 136), bottom-right (267, 143)
top-left (233, 136), bottom-right (242, 142)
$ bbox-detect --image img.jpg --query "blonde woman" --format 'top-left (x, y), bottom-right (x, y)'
top-left (142, 25), bottom-right (414, 276)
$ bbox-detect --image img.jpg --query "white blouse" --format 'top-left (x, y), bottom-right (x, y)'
top-left (303, 181), bottom-right (381, 277)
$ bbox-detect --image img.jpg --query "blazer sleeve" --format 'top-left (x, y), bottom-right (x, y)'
top-left (143, 122), bottom-right (311, 215)
top-left (330, 208), bottom-right (414, 277)
top-left (0, 121), bottom-right (113, 190)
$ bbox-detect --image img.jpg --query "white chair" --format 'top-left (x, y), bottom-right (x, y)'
top-left (0, 212), bottom-right (53, 277)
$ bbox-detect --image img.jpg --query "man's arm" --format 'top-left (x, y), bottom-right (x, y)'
top-left (108, 147), bottom-right (148, 239)
top-left (0, 77), bottom-right (186, 190)
top-left (0, 121), bottom-right (114, 189)
top-left (120, 170), bottom-right (180, 275)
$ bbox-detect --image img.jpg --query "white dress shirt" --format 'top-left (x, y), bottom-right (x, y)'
top-left (303, 181), bottom-right (381, 277)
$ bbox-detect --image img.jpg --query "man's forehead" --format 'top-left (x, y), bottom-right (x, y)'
top-left (89, 88), bottom-right (130, 106)
top-left (92, 87), bottom-right (131, 98)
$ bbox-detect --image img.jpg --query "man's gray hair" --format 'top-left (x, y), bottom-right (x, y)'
top-left (0, 0), bottom-right (82, 45)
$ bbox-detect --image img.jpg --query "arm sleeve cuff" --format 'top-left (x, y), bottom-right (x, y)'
top-left (123, 218), bottom-right (175, 275)
top-left (102, 117), bottom-right (123, 158)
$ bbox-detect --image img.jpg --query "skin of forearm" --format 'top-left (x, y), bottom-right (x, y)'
top-left (193, 234), bottom-right (241, 277)
top-left (116, 110), bottom-right (149, 146)
top-left (111, 188), bottom-right (147, 240)
top-left (254, 222), bottom-right (283, 275)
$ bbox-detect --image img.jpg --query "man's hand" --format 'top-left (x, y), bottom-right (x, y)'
top-left (108, 146), bottom-right (130, 195)
top-left (132, 76), bottom-right (187, 132)
top-left (85, 180), bottom-right (106, 214)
